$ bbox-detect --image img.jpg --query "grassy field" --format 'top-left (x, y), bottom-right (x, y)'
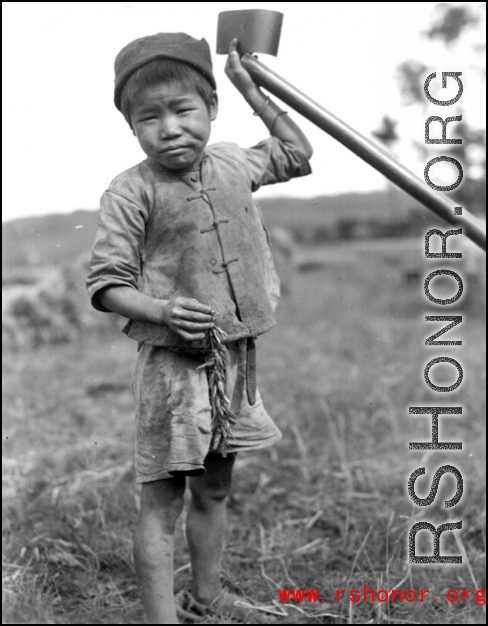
top-left (2, 240), bottom-right (486, 624)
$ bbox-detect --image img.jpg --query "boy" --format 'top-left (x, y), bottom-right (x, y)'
top-left (87, 32), bottom-right (312, 624)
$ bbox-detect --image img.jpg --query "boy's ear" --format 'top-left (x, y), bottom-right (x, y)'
top-left (210, 91), bottom-right (218, 121)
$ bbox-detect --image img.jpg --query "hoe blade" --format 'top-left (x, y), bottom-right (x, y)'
top-left (216, 9), bottom-right (283, 56)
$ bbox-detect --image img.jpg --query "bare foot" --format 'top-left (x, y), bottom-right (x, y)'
top-left (175, 589), bottom-right (210, 623)
top-left (176, 588), bottom-right (279, 624)
top-left (209, 589), bottom-right (278, 623)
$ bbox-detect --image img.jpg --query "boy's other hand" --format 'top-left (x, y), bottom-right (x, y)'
top-left (225, 38), bottom-right (258, 97)
top-left (160, 297), bottom-right (215, 341)
top-left (223, 38), bottom-right (313, 159)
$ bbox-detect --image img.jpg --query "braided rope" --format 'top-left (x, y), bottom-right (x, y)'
top-left (197, 326), bottom-right (236, 455)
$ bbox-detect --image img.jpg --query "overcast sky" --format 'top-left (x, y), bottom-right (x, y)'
top-left (2, 2), bottom-right (485, 222)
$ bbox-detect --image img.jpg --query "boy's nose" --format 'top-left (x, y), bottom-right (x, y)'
top-left (159, 115), bottom-right (182, 138)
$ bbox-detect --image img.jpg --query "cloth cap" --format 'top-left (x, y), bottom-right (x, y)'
top-left (114, 32), bottom-right (216, 111)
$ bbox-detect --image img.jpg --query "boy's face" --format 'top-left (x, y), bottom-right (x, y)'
top-left (130, 81), bottom-right (218, 170)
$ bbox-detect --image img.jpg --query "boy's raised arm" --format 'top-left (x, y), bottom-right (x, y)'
top-left (225, 38), bottom-right (313, 159)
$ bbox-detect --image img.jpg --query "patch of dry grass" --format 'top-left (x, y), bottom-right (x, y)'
top-left (2, 257), bottom-right (118, 352)
top-left (2, 242), bottom-right (486, 624)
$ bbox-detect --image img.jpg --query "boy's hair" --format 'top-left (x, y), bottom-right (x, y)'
top-left (120, 58), bottom-right (216, 127)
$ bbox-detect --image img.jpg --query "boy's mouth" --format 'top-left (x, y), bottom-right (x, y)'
top-left (160, 145), bottom-right (192, 155)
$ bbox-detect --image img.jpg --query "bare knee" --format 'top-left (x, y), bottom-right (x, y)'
top-left (137, 477), bottom-right (185, 534)
top-left (134, 479), bottom-right (185, 571)
top-left (189, 477), bottom-right (231, 511)
top-left (188, 453), bottom-right (235, 511)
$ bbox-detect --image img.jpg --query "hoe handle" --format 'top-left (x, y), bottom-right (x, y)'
top-left (241, 53), bottom-right (486, 251)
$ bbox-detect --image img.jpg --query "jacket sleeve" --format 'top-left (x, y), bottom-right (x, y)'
top-left (242, 136), bottom-right (312, 192)
top-left (86, 190), bottom-right (147, 312)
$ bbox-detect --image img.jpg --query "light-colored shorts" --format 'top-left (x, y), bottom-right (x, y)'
top-left (132, 340), bottom-right (282, 482)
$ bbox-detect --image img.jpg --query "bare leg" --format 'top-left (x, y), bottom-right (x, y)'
top-left (186, 452), bottom-right (236, 605)
top-left (133, 475), bottom-right (186, 624)
top-left (186, 454), bottom-right (275, 623)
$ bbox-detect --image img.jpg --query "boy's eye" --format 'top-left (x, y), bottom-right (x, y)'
top-left (134, 115), bottom-right (156, 123)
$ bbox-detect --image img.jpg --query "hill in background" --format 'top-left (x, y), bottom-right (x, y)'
top-left (2, 188), bottom-right (430, 270)
top-left (3, 210), bottom-right (101, 270)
